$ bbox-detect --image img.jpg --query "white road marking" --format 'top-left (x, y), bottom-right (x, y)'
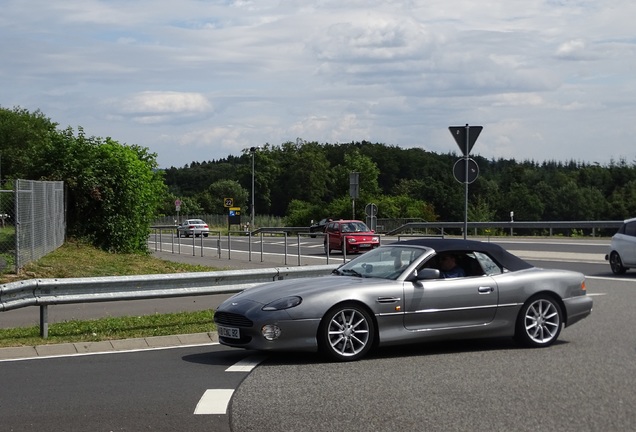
top-left (194, 389), bottom-right (234, 415)
top-left (195, 354), bottom-right (268, 415)
top-left (226, 354), bottom-right (268, 372)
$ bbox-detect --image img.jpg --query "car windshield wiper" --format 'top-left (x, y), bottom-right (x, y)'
top-left (338, 268), bottom-right (364, 278)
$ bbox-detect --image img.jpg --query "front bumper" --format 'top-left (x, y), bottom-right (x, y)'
top-left (563, 295), bottom-right (593, 327)
top-left (214, 300), bottom-right (322, 352)
top-left (216, 317), bottom-right (321, 352)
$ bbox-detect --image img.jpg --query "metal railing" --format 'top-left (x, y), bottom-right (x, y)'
top-left (149, 228), bottom-right (353, 266)
top-left (386, 220), bottom-right (624, 237)
top-left (0, 265), bottom-right (338, 338)
top-left (149, 220), bottom-right (621, 267)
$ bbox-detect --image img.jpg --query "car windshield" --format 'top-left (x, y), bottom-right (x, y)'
top-left (342, 221), bottom-right (370, 232)
top-left (334, 245), bottom-right (428, 280)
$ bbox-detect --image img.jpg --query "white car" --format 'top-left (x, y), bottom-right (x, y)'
top-left (177, 219), bottom-right (210, 238)
top-left (606, 217), bottom-right (636, 274)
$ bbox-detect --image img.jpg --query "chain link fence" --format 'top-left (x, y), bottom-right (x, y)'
top-left (0, 180), bottom-right (65, 274)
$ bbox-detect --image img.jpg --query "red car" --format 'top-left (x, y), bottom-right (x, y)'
top-left (324, 220), bottom-right (380, 255)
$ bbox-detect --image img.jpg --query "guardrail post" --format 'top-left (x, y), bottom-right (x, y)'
top-left (248, 231), bottom-right (252, 262)
top-left (342, 237), bottom-right (347, 262)
top-left (227, 232), bottom-right (231, 260)
top-left (284, 232), bottom-right (288, 266)
top-left (40, 305), bottom-right (48, 339)
top-left (297, 233), bottom-right (301, 266)
top-left (260, 232), bottom-right (264, 262)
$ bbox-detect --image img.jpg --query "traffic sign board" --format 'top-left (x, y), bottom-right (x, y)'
top-left (224, 198), bottom-right (233, 207)
top-left (453, 158), bottom-right (479, 184)
top-left (449, 125), bottom-right (483, 156)
top-left (365, 203), bottom-right (378, 217)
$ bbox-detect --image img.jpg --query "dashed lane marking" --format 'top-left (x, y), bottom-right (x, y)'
top-left (226, 354), bottom-right (268, 372)
top-left (194, 389), bottom-right (234, 415)
top-left (195, 354), bottom-right (267, 415)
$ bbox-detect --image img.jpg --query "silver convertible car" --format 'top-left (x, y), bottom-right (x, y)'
top-left (214, 239), bottom-right (593, 361)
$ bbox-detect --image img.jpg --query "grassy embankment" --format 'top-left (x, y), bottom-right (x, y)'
top-left (0, 239), bottom-right (221, 348)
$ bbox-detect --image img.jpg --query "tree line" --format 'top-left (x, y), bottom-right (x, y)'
top-left (162, 139), bottom-right (636, 227)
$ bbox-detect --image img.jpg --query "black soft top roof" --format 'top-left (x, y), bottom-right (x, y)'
top-left (394, 238), bottom-right (534, 272)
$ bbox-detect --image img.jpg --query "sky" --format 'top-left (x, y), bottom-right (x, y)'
top-left (2, 0), bottom-right (636, 169)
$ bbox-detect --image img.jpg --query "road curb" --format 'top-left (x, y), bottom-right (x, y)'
top-left (0, 332), bottom-right (219, 361)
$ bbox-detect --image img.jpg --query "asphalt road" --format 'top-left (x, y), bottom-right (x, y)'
top-left (1, 344), bottom-right (248, 432)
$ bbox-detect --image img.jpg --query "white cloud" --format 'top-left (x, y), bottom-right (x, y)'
top-left (120, 91), bottom-right (211, 114)
top-left (1, 0), bottom-right (635, 167)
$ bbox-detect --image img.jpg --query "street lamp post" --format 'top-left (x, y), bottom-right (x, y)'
top-left (250, 146), bottom-right (260, 229)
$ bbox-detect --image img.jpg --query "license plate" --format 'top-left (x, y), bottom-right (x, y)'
top-left (218, 325), bottom-right (240, 339)
top-left (359, 243), bottom-right (371, 248)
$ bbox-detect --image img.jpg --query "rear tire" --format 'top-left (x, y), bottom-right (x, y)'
top-left (610, 251), bottom-right (627, 275)
top-left (514, 295), bottom-right (562, 348)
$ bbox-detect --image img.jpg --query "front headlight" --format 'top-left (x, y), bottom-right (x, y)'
top-left (262, 296), bottom-right (302, 311)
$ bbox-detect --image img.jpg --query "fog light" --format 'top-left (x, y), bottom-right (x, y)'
top-left (261, 324), bottom-right (282, 340)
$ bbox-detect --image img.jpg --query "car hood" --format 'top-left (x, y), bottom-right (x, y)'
top-left (227, 274), bottom-right (387, 305)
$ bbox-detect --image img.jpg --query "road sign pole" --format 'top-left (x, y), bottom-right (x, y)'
top-left (449, 124), bottom-right (482, 239)
top-left (464, 124), bottom-right (469, 239)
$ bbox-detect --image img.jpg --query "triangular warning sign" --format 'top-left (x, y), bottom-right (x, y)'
top-left (449, 125), bottom-right (482, 156)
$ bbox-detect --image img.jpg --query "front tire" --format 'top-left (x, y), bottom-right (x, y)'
top-left (610, 251), bottom-right (627, 275)
top-left (319, 303), bottom-right (375, 361)
top-left (515, 295), bottom-right (562, 348)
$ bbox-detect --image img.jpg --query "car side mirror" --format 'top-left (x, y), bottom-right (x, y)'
top-left (412, 268), bottom-right (441, 280)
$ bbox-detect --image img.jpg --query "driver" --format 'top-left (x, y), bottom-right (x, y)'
top-left (438, 253), bottom-right (465, 278)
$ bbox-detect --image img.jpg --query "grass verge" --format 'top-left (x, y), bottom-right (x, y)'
top-left (0, 239), bottom-right (221, 348)
top-left (0, 311), bottom-right (215, 348)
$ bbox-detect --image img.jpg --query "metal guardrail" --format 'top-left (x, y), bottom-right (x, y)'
top-left (386, 220), bottom-right (624, 236)
top-left (0, 265), bottom-right (338, 338)
top-left (155, 220), bottom-right (624, 238)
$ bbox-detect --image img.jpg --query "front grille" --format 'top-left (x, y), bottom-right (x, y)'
top-left (214, 311), bottom-right (253, 327)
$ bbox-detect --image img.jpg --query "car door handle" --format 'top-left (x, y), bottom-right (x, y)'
top-left (478, 286), bottom-right (494, 294)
